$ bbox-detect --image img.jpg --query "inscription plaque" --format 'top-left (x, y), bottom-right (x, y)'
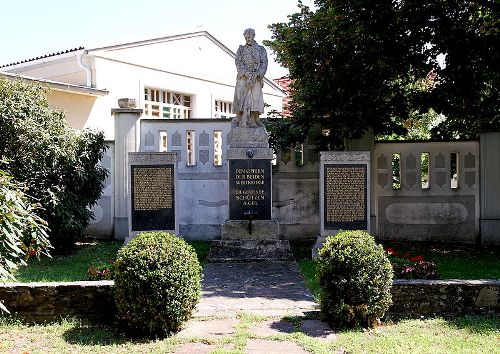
top-left (229, 159), bottom-right (271, 220)
top-left (131, 165), bottom-right (175, 231)
top-left (324, 164), bottom-right (367, 230)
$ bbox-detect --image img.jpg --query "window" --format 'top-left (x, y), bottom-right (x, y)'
top-left (186, 130), bottom-right (196, 166)
top-left (421, 152), bottom-right (429, 189)
top-left (159, 131), bottom-right (168, 152)
top-left (144, 87), bottom-right (191, 119)
top-left (392, 153), bottom-right (401, 190)
top-left (214, 100), bottom-right (235, 118)
top-left (295, 144), bottom-right (304, 166)
top-left (450, 152), bottom-right (459, 189)
top-left (213, 131), bottom-right (223, 166)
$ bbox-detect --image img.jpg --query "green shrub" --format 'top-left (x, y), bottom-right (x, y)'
top-left (317, 230), bottom-right (393, 328)
top-left (0, 78), bottom-right (108, 252)
top-left (114, 232), bottom-right (202, 336)
top-left (0, 169), bottom-right (51, 283)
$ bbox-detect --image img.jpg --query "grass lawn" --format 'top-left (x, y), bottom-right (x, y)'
top-left (0, 314), bottom-right (498, 354)
top-left (13, 240), bottom-right (123, 282)
top-left (12, 239), bottom-right (210, 283)
top-left (12, 238), bottom-right (500, 283)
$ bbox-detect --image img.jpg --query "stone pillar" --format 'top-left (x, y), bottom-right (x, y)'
top-left (207, 126), bottom-right (293, 261)
top-left (313, 151), bottom-right (371, 258)
top-left (479, 130), bottom-right (500, 244)
top-left (126, 152), bottom-right (179, 243)
top-left (112, 99), bottom-right (142, 239)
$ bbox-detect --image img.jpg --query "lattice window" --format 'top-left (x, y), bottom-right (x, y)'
top-left (159, 131), bottom-right (168, 152)
top-left (213, 130), bottom-right (223, 166)
top-left (144, 87), bottom-right (191, 119)
top-left (214, 100), bottom-right (235, 118)
top-left (186, 130), bottom-right (196, 166)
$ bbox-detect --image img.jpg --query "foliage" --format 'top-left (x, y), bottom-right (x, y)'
top-left (317, 230), bottom-right (393, 328)
top-left (0, 78), bottom-right (108, 251)
top-left (385, 247), bottom-right (439, 279)
top-left (0, 169), bottom-right (51, 312)
top-left (266, 1), bottom-right (499, 147)
top-left (114, 232), bottom-right (202, 336)
top-left (424, 0), bottom-right (499, 139)
top-left (87, 260), bottom-right (115, 281)
top-left (13, 240), bottom-right (121, 282)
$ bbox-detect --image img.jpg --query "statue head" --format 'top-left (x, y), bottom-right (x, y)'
top-left (243, 28), bottom-right (256, 45)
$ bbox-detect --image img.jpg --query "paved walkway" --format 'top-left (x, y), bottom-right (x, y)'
top-left (171, 262), bottom-right (339, 353)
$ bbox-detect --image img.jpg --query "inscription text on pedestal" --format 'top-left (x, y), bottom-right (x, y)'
top-left (229, 159), bottom-right (271, 220)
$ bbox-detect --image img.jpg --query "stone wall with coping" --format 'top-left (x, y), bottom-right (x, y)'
top-left (0, 281), bottom-right (114, 323)
top-left (389, 279), bottom-right (500, 315)
top-left (1, 279), bottom-right (498, 323)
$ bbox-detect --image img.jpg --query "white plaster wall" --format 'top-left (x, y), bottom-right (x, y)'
top-left (90, 54), bottom-right (283, 140)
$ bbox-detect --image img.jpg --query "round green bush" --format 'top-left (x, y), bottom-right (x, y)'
top-left (114, 232), bottom-right (202, 336)
top-left (317, 230), bottom-right (393, 328)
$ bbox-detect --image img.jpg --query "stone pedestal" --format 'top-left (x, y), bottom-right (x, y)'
top-left (312, 151), bottom-right (371, 258)
top-left (125, 152), bottom-right (179, 244)
top-left (207, 126), bottom-right (293, 262)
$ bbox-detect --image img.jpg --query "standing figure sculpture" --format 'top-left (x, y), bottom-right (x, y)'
top-left (232, 28), bottom-right (268, 128)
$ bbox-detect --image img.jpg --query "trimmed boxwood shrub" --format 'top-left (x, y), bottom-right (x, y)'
top-left (114, 232), bottom-right (202, 336)
top-left (317, 230), bottom-right (393, 328)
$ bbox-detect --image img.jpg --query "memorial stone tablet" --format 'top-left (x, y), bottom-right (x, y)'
top-left (229, 159), bottom-right (271, 220)
top-left (324, 164), bottom-right (367, 230)
top-left (131, 164), bottom-right (175, 231)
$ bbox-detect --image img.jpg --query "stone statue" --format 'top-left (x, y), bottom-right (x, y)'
top-left (232, 28), bottom-right (268, 128)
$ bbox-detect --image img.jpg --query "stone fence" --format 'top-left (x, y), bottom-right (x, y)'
top-left (1, 279), bottom-right (498, 323)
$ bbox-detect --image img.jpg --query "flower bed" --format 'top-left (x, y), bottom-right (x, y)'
top-left (385, 247), bottom-right (439, 279)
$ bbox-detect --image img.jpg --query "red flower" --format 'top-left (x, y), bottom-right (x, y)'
top-left (403, 252), bottom-right (411, 258)
top-left (28, 250), bottom-right (36, 257)
top-left (410, 255), bottom-right (425, 262)
top-left (385, 247), bottom-right (398, 256)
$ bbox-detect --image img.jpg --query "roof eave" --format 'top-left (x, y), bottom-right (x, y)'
top-left (0, 72), bottom-right (108, 97)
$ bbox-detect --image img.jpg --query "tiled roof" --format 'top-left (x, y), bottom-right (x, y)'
top-left (0, 47), bottom-right (84, 68)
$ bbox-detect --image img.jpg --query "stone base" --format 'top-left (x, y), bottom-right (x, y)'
top-left (229, 126), bottom-right (269, 148)
top-left (221, 219), bottom-right (280, 240)
top-left (207, 240), bottom-right (295, 262)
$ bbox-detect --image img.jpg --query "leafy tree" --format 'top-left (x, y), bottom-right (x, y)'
top-left (0, 167), bottom-right (51, 305)
top-left (0, 78), bottom-right (108, 251)
top-left (266, 0), bottom-right (498, 147)
top-left (421, 0), bottom-right (499, 139)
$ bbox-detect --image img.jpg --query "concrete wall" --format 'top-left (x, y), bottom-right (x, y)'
top-left (139, 119), bottom-right (231, 239)
top-left (134, 120), bottom-right (321, 241)
top-left (84, 142), bottom-right (114, 238)
top-left (373, 141), bottom-right (480, 242)
top-left (480, 131), bottom-right (500, 244)
top-left (273, 143), bottom-right (320, 240)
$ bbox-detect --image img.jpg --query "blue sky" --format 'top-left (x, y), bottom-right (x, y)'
top-left (0, 0), bottom-right (313, 79)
